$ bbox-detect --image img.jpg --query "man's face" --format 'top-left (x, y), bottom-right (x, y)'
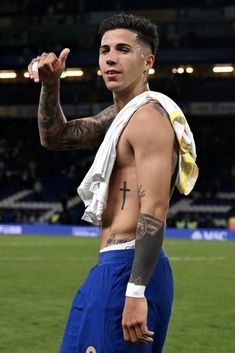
top-left (99, 28), bottom-right (152, 94)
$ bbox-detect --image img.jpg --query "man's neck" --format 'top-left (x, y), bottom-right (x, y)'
top-left (113, 86), bottom-right (149, 112)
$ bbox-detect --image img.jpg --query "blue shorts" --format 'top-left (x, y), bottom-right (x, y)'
top-left (59, 248), bottom-right (173, 353)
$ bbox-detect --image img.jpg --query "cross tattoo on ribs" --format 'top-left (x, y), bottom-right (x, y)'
top-left (120, 181), bottom-right (130, 210)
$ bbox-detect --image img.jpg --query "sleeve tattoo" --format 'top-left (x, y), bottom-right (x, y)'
top-left (38, 83), bottom-right (116, 150)
top-left (129, 213), bottom-right (164, 286)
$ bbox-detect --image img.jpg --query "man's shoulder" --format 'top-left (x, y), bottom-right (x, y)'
top-left (128, 101), bottom-right (170, 132)
top-left (133, 100), bottom-right (167, 119)
top-left (125, 101), bottom-right (175, 149)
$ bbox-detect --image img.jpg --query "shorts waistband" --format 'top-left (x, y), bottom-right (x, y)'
top-left (100, 239), bottom-right (135, 252)
top-left (99, 247), bottom-right (167, 264)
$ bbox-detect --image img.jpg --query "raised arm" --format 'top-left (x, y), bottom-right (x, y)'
top-left (28, 48), bottom-right (116, 150)
top-left (122, 103), bottom-right (177, 344)
top-left (38, 84), bottom-right (116, 150)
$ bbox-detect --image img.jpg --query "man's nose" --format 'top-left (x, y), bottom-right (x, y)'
top-left (106, 58), bottom-right (116, 65)
top-left (106, 50), bottom-right (117, 65)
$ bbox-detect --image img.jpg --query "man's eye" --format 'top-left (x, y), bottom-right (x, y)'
top-left (100, 49), bottom-right (108, 54)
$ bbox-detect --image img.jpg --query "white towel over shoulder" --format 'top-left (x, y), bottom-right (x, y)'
top-left (77, 91), bottom-right (199, 225)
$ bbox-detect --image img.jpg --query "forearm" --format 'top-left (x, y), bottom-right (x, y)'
top-left (127, 213), bottom-right (164, 295)
top-left (38, 81), bottom-right (66, 149)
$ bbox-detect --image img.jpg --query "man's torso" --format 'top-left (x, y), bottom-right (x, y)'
top-left (100, 102), bottom-right (178, 249)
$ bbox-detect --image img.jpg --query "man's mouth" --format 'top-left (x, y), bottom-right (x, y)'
top-left (106, 69), bottom-right (121, 76)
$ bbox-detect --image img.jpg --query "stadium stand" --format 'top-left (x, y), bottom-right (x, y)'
top-left (0, 1), bottom-right (234, 228)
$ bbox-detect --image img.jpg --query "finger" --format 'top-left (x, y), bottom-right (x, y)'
top-left (123, 323), bottom-right (138, 343)
top-left (135, 324), bottom-right (153, 344)
top-left (134, 325), bottom-right (149, 344)
top-left (28, 57), bottom-right (38, 79)
top-left (134, 324), bottom-right (143, 340)
top-left (39, 52), bottom-right (58, 68)
top-left (128, 325), bottom-right (138, 343)
top-left (37, 53), bottom-right (58, 80)
top-left (39, 61), bottom-right (54, 74)
top-left (140, 324), bottom-right (154, 341)
top-left (122, 325), bottom-right (131, 342)
top-left (58, 48), bottom-right (70, 64)
top-left (28, 55), bottom-right (45, 81)
top-left (31, 61), bottom-right (40, 82)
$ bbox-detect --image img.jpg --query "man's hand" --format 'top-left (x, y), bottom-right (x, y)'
top-left (27, 48), bottom-right (70, 85)
top-left (122, 296), bottom-right (154, 344)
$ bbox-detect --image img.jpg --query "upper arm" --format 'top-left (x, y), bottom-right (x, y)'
top-left (46, 104), bottom-right (116, 151)
top-left (128, 104), bottom-right (175, 221)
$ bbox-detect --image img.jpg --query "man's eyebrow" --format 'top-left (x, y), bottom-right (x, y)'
top-left (116, 43), bottom-right (133, 48)
top-left (99, 43), bottom-right (133, 50)
top-left (99, 44), bottom-right (109, 50)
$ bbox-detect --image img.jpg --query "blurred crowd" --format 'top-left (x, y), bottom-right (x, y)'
top-left (0, 0), bottom-right (234, 15)
top-left (0, 112), bottom-right (234, 228)
top-left (0, 0), bottom-right (234, 62)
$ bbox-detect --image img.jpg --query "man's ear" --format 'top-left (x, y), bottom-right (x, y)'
top-left (144, 53), bottom-right (155, 72)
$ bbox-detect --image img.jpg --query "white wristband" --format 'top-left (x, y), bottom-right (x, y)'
top-left (125, 282), bottom-right (146, 298)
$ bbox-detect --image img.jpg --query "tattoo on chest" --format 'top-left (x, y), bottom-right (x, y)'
top-left (120, 181), bottom-right (130, 210)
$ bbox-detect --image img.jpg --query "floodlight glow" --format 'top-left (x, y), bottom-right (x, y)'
top-left (0, 71), bottom-right (17, 79)
top-left (213, 65), bottom-right (234, 73)
top-left (186, 67), bottom-right (194, 74)
top-left (177, 67), bottom-right (184, 74)
top-left (61, 69), bottom-right (84, 78)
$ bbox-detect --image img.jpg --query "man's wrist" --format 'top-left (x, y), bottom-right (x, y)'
top-left (125, 282), bottom-right (146, 298)
top-left (42, 80), bottom-right (60, 90)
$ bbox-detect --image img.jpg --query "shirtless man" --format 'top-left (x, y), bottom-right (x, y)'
top-left (28, 14), bottom-right (178, 353)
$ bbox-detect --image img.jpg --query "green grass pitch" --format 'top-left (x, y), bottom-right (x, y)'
top-left (0, 234), bottom-right (235, 353)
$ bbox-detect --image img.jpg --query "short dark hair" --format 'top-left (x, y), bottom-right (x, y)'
top-left (98, 13), bottom-right (159, 55)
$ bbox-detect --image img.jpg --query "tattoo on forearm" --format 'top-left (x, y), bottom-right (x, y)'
top-left (38, 84), bottom-right (64, 131)
top-left (129, 213), bottom-right (164, 286)
top-left (120, 181), bottom-right (130, 210)
top-left (106, 234), bottom-right (133, 247)
top-left (38, 83), bottom-right (66, 150)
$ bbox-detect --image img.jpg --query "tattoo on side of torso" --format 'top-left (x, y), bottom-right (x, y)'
top-left (137, 185), bottom-right (145, 198)
top-left (120, 181), bottom-right (130, 210)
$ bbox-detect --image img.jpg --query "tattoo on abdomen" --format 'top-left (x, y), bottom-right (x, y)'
top-left (106, 234), bottom-right (132, 246)
top-left (120, 181), bottom-right (130, 210)
top-left (130, 213), bottom-right (164, 286)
